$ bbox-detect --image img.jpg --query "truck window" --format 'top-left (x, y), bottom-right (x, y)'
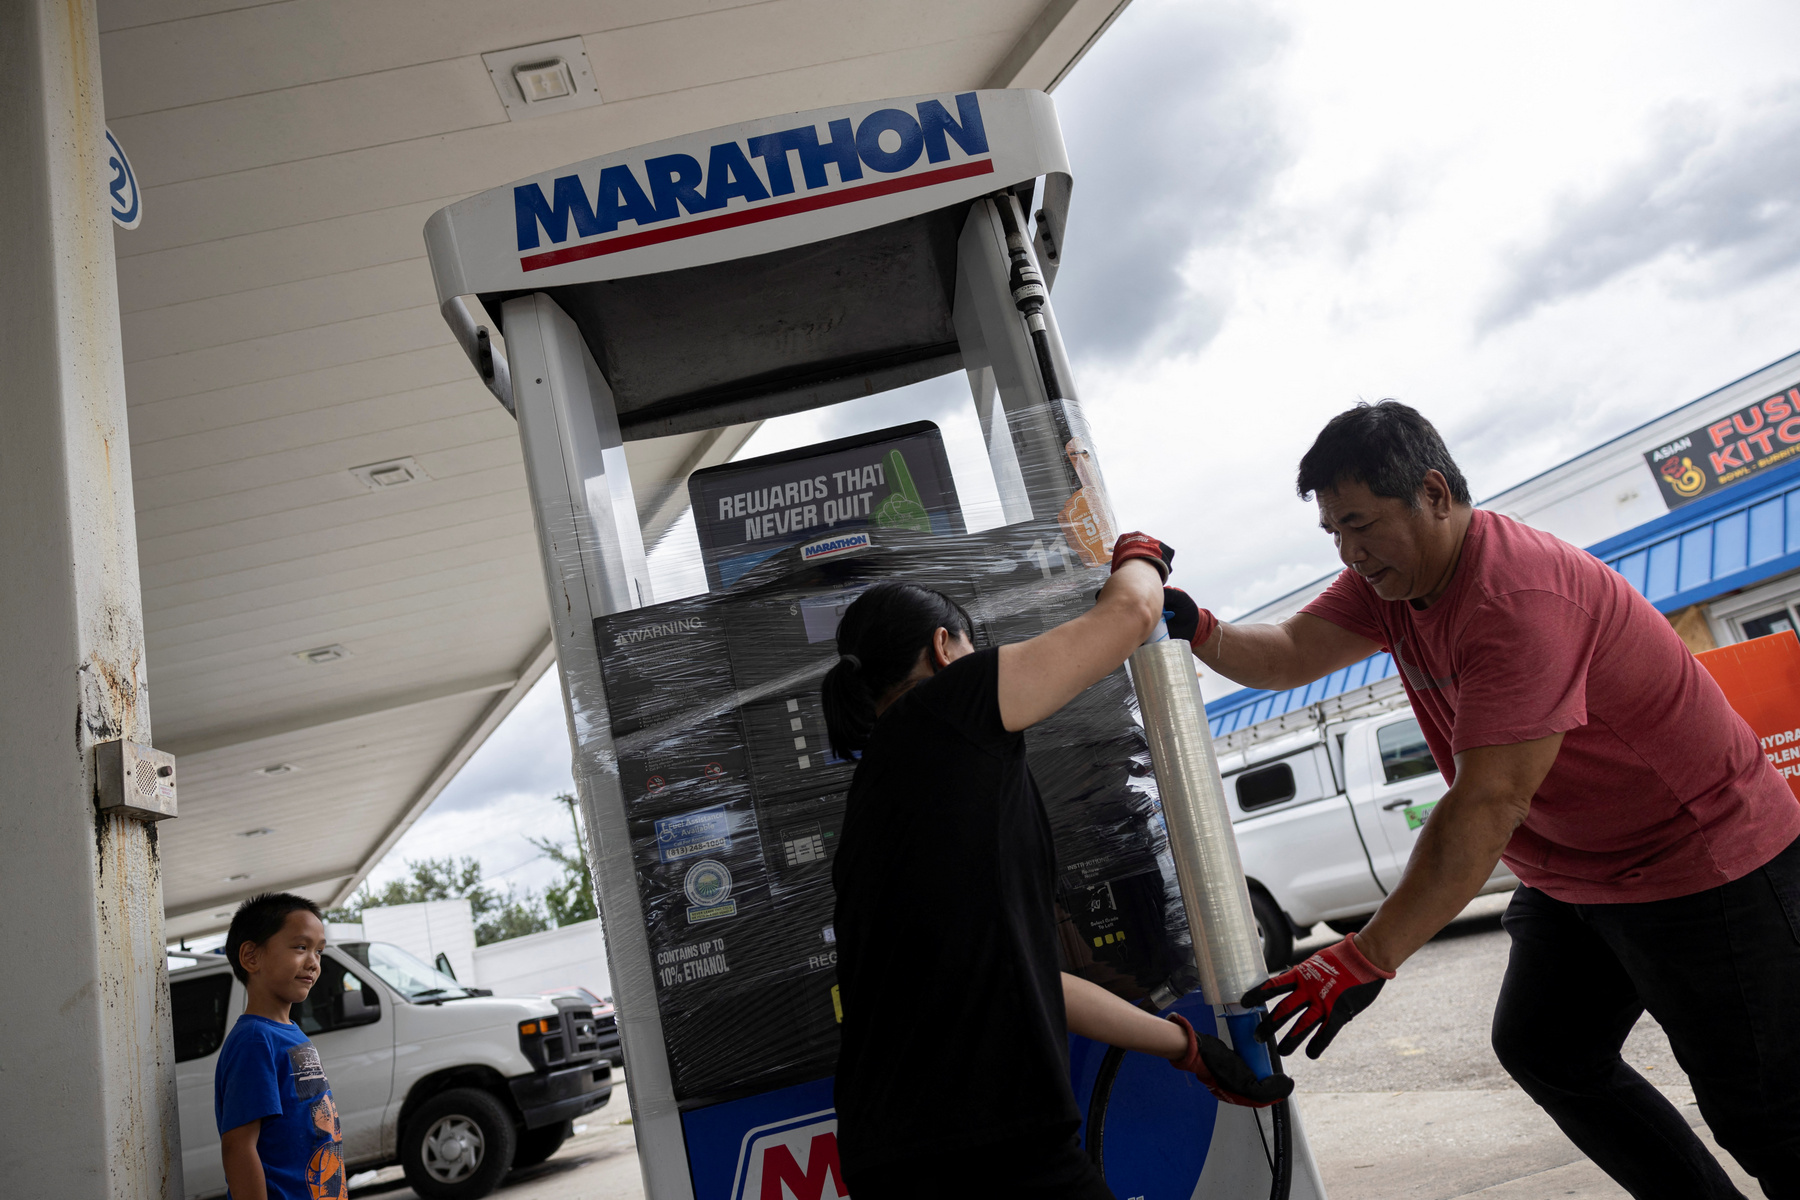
top-left (170, 973), bottom-right (233, 1063)
top-left (1378, 719), bottom-right (1437, 784)
top-left (341, 940), bottom-right (470, 1001)
top-left (1236, 762), bottom-right (1297, 811)
top-left (292, 956), bottom-right (380, 1035)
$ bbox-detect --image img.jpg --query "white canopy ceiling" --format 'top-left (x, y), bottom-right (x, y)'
top-left (98, 0), bottom-right (1130, 942)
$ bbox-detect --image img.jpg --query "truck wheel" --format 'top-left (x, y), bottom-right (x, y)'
top-left (401, 1088), bottom-right (517, 1200)
top-left (512, 1120), bottom-right (571, 1169)
top-left (1250, 890), bottom-right (1294, 972)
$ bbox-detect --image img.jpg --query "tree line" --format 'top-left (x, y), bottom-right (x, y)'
top-left (328, 793), bottom-right (598, 947)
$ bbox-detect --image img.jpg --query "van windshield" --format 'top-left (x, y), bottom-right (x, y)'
top-left (340, 942), bottom-right (471, 1002)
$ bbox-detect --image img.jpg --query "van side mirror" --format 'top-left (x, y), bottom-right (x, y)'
top-left (332, 981), bottom-right (381, 1029)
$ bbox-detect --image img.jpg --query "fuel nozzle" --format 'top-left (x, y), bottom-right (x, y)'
top-left (1007, 231), bottom-right (1049, 331)
top-left (1223, 1005), bottom-right (1277, 1081)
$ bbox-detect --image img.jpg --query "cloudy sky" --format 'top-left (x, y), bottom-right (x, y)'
top-left (366, 0), bottom-right (1800, 895)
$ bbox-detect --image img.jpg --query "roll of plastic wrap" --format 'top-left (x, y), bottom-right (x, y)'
top-left (1128, 637), bottom-right (1268, 1007)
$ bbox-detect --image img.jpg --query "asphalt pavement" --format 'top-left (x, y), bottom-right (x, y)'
top-left (349, 894), bottom-right (1766, 1199)
top-left (1283, 891), bottom-right (1762, 1198)
top-left (348, 1081), bottom-right (643, 1200)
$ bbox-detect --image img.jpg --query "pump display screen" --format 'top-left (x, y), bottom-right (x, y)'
top-left (687, 421), bottom-right (963, 590)
top-left (594, 517), bottom-right (1188, 1109)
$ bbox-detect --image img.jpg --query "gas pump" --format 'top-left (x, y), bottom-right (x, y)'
top-left (425, 89), bottom-right (1328, 1200)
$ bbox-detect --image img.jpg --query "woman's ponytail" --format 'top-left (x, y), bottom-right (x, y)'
top-left (821, 653), bottom-right (876, 762)
top-left (820, 582), bottom-right (973, 761)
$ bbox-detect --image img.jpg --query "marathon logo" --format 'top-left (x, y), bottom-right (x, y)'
top-left (513, 93), bottom-right (991, 271)
top-left (800, 532), bottom-right (872, 563)
top-left (730, 1114), bottom-right (845, 1200)
top-left (613, 617), bottom-right (705, 647)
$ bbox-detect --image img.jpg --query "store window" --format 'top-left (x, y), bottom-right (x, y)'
top-left (1710, 574), bottom-right (1800, 646)
top-left (1740, 608), bottom-right (1797, 641)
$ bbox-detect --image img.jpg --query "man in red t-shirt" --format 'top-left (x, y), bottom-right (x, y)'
top-left (1188, 402), bottom-right (1800, 1200)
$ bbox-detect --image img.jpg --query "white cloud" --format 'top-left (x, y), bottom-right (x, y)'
top-left (1484, 87), bottom-right (1800, 327)
top-left (369, 0), bottom-right (1800, 883)
top-left (360, 673), bottom-right (578, 899)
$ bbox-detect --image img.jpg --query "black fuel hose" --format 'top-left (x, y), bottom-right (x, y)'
top-left (991, 193), bottom-right (1083, 490)
top-left (1268, 1058), bottom-right (1293, 1200)
top-left (1085, 1038), bottom-right (1292, 1200)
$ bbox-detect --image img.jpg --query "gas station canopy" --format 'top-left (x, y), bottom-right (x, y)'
top-left (99, 1), bottom-right (1132, 943)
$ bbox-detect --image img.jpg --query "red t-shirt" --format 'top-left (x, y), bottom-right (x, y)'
top-left (1302, 509), bottom-right (1800, 903)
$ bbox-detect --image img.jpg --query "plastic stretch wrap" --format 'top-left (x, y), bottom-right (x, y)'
top-left (581, 514), bottom-right (1201, 1108)
top-left (1129, 638), bottom-right (1269, 1009)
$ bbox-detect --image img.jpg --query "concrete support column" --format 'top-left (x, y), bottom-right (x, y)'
top-left (0, 2), bottom-right (181, 1197)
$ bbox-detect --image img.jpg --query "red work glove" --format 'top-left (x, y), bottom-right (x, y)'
top-left (1162, 587), bottom-right (1218, 648)
top-left (1166, 1013), bottom-right (1294, 1108)
top-left (1240, 933), bottom-right (1395, 1059)
top-left (1111, 531), bottom-right (1174, 581)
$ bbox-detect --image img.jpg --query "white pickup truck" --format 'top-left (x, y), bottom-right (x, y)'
top-left (1216, 674), bottom-right (1518, 968)
top-left (168, 940), bottom-right (613, 1200)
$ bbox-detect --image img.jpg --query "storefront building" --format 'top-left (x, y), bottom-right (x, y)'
top-left (1206, 348), bottom-right (1800, 735)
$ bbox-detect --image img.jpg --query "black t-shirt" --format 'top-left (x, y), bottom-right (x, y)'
top-left (831, 647), bottom-right (1078, 1170)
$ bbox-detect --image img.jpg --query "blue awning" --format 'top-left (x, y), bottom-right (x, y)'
top-left (1205, 457), bottom-right (1800, 736)
top-left (1586, 455), bottom-right (1800, 614)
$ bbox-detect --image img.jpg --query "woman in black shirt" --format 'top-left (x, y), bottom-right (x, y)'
top-left (824, 533), bottom-right (1291, 1198)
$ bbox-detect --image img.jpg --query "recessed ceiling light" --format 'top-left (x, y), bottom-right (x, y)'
top-left (482, 38), bottom-right (602, 123)
top-left (252, 763), bottom-right (298, 777)
top-left (293, 644), bottom-right (348, 665)
top-left (241, 827), bottom-right (276, 838)
top-left (349, 457), bottom-right (428, 491)
top-left (513, 59), bottom-right (573, 103)
top-left (224, 874), bottom-right (250, 882)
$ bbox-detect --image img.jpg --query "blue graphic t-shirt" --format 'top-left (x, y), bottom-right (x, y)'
top-left (214, 1014), bottom-right (345, 1200)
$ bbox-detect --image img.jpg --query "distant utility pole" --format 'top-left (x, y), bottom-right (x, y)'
top-left (556, 790), bottom-right (585, 856)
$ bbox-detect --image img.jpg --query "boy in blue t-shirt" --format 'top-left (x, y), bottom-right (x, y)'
top-left (214, 892), bottom-right (346, 1200)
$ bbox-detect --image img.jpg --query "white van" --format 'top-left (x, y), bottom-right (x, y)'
top-left (1217, 675), bottom-right (1517, 967)
top-left (169, 941), bottom-right (613, 1199)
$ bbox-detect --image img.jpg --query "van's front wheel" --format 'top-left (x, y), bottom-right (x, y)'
top-left (1250, 889), bottom-right (1294, 973)
top-left (512, 1119), bottom-right (571, 1169)
top-left (401, 1088), bottom-right (517, 1200)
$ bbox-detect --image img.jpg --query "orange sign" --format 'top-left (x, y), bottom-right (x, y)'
top-left (1058, 436), bottom-right (1116, 566)
top-left (1696, 631), bottom-right (1800, 801)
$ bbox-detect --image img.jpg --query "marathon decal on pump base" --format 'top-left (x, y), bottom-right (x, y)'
top-left (1646, 384), bottom-right (1800, 508)
top-left (682, 1078), bottom-right (845, 1200)
top-left (688, 421), bottom-right (963, 590)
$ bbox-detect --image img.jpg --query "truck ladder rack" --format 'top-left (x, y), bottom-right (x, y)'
top-left (1213, 673), bottom-right (1411, 755)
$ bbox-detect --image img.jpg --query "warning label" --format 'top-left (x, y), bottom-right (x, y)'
top-left (655, 805), bottom-right (731, 863)
top-left (656, 937), bottom-right (731, 989)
